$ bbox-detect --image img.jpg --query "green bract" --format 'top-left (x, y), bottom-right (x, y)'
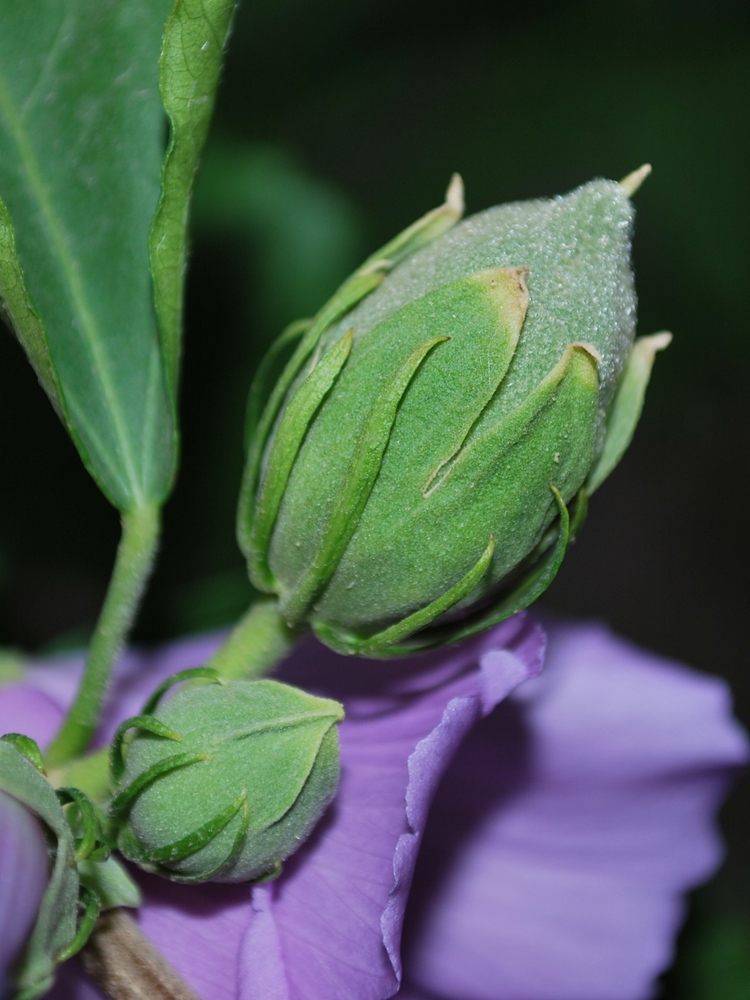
top-left (111, 672), bottom-right (344, 884)
top-left (0, 735), bottom-right (140, 1000)
top-left (239, 174), bottom-right (669, 656)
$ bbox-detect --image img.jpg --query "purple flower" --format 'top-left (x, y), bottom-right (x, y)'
top-left (0, 790), bottom-right (50, 997)
top-left (0, 614), bottom-right (746, 1000)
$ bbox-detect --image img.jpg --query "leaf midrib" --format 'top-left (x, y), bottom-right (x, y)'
top-left (0, 64), bottom-right (143, 500)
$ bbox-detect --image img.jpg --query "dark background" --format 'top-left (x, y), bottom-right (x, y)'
top-left (0, 0), bottom-right (748, 993)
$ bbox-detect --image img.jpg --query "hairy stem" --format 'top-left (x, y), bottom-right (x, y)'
top-left (81, 909), bottom-right (201, 1000)
top-left (46, 504), bottom-right (161, 768)
top-left (207, 598), bottom-right (299, 681)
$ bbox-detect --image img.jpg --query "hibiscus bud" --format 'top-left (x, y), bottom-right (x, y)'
top-left (111, 674), bottom-right (344, 883)
top-left (239, 170), bottom-right (669, 656)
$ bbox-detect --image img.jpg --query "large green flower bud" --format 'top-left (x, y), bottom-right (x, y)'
top-left (110, 673), bottom-right (343, 883)
top-left (239, 169), bottom-right (669, 656)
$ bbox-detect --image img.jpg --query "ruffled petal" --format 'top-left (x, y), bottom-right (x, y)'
top-left (6, 615), bottom-right (542, 1000)
top-left (234, 616), bottom-right (542, 1000)
top-left (403, 621), bottom-right (749, 1000)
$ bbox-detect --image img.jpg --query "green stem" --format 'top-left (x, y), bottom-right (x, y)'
top-left (46, 504), bottom-right (161, 769)
top-left (207, 599), bottom-right (299, 681)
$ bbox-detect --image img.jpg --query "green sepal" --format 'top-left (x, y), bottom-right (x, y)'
top-left (588, 331), bottom-right (672, 493)
top-left (269, 267), bottom-right (536, 632)
top-left (140, 667), bottom-right (225, 717)
top-left (438, 483), bottom-right (571, 647)
top-left (140, 806), bottom-right (254, 885)
top-left (167, 800), bottom-right (251, 884)
top-left (238, 176), bottom-right (464, 567)
top-left (315, 534), bottom-right (496, 655)
top-left (55, 787), bottom-right (101, 864)
top-left (54, 886), bottom-right (100, 964)
top-left (244, 318), bottom-right (311, 451)
top-left (568, 486), bottom-right (588, 541)
top-left (316, 340), bottom-right (597, 641)
top-left (251, 858), bottom-right (283, 885)
top-left (280, 335), bottom-right (449, 624)
top-left (240, 270), bottom-right (385, 539)
top-left (110, 751), bottom-right (211, 816)
top-left (1, 733), bottom-right (45, 774)
top-left (110, 715), bottom-right (182, 785)
top-left (150, 0), bottom-right (239, 403)
top-left (358, 173), bottom-right (464, 273)
top-left (138, 790), bottom-right (247, 866)
top-left (0, 740), bottom-right (78, 1000)
top-left (372, 484), bottom-right (570, 657)
top-left (77, 854), bottom-right (142, 911)
top-left (248, 328), bottom-right (354, 591)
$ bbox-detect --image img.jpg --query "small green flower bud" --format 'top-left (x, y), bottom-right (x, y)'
top-left (111, 677), bottom-right (344, 884)
top-left (239, 172), bottom-right (669, 656)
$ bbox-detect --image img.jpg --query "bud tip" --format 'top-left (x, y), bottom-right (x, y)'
top-left (445, 173), bottom-right (465, 218)
top-left (572, 340), bottom-right (603, 364)
top-left (648, 330), bottom-right (673, 351)
top-left (619, 163), bottom-right (652, 197)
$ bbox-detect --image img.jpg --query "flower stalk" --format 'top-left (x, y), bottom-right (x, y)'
top-left (46, 504), bottom-right (161, 769)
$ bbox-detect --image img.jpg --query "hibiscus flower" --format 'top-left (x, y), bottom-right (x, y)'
top-left (0, 614), bottom-right (746, 1000)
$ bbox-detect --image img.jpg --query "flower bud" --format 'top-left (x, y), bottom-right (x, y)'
top-left (239, 172), bottom-right (669, 656)
top-left (111, 676), bottom-right (344, 883)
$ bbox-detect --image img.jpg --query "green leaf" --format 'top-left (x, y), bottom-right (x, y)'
top-left (588, 331), bottom-right (672, 493)
top-left (0, 0), bottom-right (176, 510)
top-left (0, 733), bottom-right (45, 774)
top-left (0, 197), bottom-right (60, 413)
top-left (150, 0), bottom-right (239, 400)
top-left (0, 741), bottom-right (78, 1000)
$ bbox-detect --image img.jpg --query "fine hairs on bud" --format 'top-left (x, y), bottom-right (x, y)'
top-left (112, 677), bottom-right (344, 884)
top-left (242, 173), bottom-right (667, 656)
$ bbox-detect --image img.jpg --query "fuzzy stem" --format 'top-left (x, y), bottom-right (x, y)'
top-left (81, 909), bottom-right (200, 1000)
top-left (207, 598), bottom-right (299, 681)
top-left (46, 504), bottom-right (161, 768)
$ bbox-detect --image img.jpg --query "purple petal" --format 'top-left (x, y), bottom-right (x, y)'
top-left (20, 633), bottom-right (225, 748)
top-left (0, 684), bottom-right (64, 750)
top-left (233, 615), bottom-right (542, 1000)
top-left (112, 615), bottom-right (541, 1000)
top-left (402, 621), bottom-right (749, 1000)
top-left (0, 790), bottom-right (50, 994)
top-left (7, 615), bottom-right (542, 1000)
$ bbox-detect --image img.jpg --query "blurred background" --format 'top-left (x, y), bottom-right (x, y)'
top-left (0, 0), bottom-right (748, 993)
